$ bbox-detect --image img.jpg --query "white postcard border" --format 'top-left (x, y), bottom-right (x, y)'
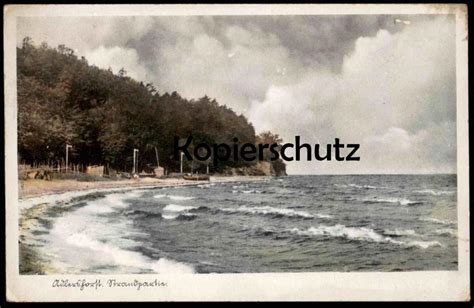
top-left (4, 4), bottom-right (469, 302)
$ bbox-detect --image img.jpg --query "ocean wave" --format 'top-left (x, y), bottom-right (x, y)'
top-left (363, 197), bottom-right (423, 206)
top-left (404, 240), bottom-right (442, 249)
top-left (232, 190), bottom-right (263, 194)
top-left (335, 184), bottom-right (386, 190)
top-left (153, 194), bottom-right (195, 201)
top-left (162, 204), bottom-right (197, 212)
top-left (162, 213), bottom-right (197, 221)
top-left (19, 186), bottom-right (158, 212)
top-left (79, 191), bottom-right (139, 214)
top-left (123, 209), bottom-right (162, 219)
top-left (419, 217), bottom-right (455, 225)
top-left (289, 225), bottom-right (441, 249)
top-left (63, 232), bottom-right (194, 273)
top-left (290, 225), bottom-right (392, 243)
top-left (161, 203), bottom-right (199, 220)
top-left (187, 205), bottom-right (331, 219)
top-left (150, 258), bottom-right (195, 274)
top-left (197, 184), bottom-right (215, 188)
top-left (383, 229), bottom-right (420, 237)
top-left (188, 206), bottom-right (211, 213)
top-left (169, 195), bottom-right (195, 201)
top-left (232, 185), bottom-right (248, 189)
top-left (46, 197), bottom-right (195, 274)
top-left (219, 206), bottom-right (319, 219)
top-left (414, 189), bottom-right (456, 196)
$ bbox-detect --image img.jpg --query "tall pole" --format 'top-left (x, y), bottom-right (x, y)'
top-left (180, 152), bottom-right (184, 174)
top-left (133, 149), bottom-right (139, 174)
top-left (65, 144), bottom-right (72, 173)
top-left (154, 146), bottom-right (160, 167)
top-left (206, 158), bottom-right (210, 175)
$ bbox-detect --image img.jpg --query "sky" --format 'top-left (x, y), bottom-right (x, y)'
top-left (17, 14), bottom-right (457, 174)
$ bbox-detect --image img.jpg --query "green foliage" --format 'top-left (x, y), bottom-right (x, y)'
top-left (17, 40), bottom-right (284, 174)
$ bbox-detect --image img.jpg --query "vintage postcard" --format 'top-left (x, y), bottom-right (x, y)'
top-left (4, 4), bottom-right (469, 301)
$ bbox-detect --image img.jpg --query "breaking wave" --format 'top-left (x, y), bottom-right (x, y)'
top-left (44, 192), bottom-right (195, 274)
top-left (154, 194), bottom-right (195, 201)
top-left (289, 225), bottom-right (441, 249)
top-left (414, 189), bottom-right (456, 196)
top-left (162, 204), bottom-right (198, 212)
top-left (219, 206), bottom-right (329, 219)
top-left (335, 184), bottom-right (386, 190)
top-left (363, 197), bottom-right (423, 206)
top-left (232, 190), bottom-right (263, 194)
top-left (383, 229), bottom-right (421, 237)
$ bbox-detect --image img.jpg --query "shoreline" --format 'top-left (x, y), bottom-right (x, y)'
top-left (18, 175), bottom-right (270, 274)
top-left (19, 175), bottom-right (270, 200)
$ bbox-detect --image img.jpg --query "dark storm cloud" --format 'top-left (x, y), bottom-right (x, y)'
top-left (121, 15), bottom-right (445, 73)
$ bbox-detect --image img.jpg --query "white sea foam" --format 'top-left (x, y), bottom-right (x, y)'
top-left (363, 197), bottom-right (422, 206)
top-left (197, 184), bottom-right (211, 188)
top-left (60, 232), bottom-right (194, 273)
top-left (414, 189), bottom-right (455, 196)
top-left (162, 214), bottom-right (179, 220)
top-left (315, 213), bottom-right (333, 219)
top-left (290, 225), bottom-right (392, 243)
top-left (233, 190), bottom-right (262, 194)
top-left (168, 195), bottom-right (194, 201)
top-left (162, 204), bottom-right (197, 212)
top-left (289, 225), bottom-right (441, 249)
top-left (405, 240), bottom-right (442, 249)
top-left (335, 184), bottom-right (385, 190)
top-left (150, 258), bottom-right (195, 274)
top-left (232, 185), bottom-right (248, 189)
top-left (69, 191), bottom-right (136, 215)
top-left (43, 191), bottom-right (195, 274)
top-left (154, 194), bottom-right (194, 201)
top-left (220, 206), bottom-right (316, 219)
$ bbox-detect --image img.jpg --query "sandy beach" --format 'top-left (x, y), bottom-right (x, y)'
top-left (19, 175), bottom-right (269, 199)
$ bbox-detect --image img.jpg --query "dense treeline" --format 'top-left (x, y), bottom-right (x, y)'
top-left (17, 38), bottom-right (285, 174)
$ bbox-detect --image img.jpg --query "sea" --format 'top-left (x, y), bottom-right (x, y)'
top-left (19, 174), bottom-right (458, 274)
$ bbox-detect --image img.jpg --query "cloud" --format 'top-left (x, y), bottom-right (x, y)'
top-left (84, 46), bottom-right (150, 82)
top-left (16, 15), bottom-right (457, 174)
top-left (248, 17), bottom-right (456, 174)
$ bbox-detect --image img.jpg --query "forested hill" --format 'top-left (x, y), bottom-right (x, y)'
top-left (17, 38), bottom-right (286, 175)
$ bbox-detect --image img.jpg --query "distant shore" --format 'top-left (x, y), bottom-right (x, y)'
top-left (19, 175), bottom-right (269, 200)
